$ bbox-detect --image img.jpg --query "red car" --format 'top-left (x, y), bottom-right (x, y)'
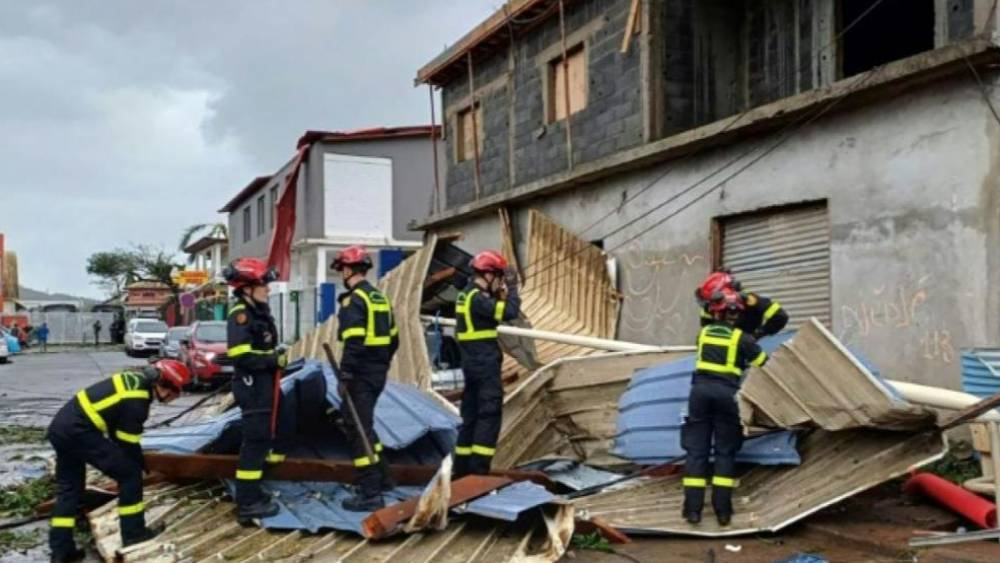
top-left (179, 321), bottom-right (231, 388)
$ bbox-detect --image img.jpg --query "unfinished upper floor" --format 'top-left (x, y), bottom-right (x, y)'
top-left (416, 0), bottom-right (994, 221)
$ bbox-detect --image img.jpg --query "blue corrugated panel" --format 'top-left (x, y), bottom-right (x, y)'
top-left (519, 459), bottom-right (622, 491)
top-left (457, 481), bottom-right (555, 522)
top-left (961, 349), bottom-right (1000, 401)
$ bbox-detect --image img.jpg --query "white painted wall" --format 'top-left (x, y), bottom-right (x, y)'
top-left (323, 153), bottom-right (393, 243)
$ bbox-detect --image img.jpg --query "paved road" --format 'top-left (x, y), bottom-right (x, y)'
top-left (0, 350), bottom-right (204, 428)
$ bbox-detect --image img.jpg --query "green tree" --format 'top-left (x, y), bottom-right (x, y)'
top-left (132, 245), bottom-right (184, 319)
top-left (85, 250), bottom-right (139, 298)
top-left (178, 223), bottom-right (228, 265)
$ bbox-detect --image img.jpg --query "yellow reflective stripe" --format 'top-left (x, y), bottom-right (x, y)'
top-left (266, 452), bottom-right (286, 464)
top-left (340, 327), bottom-right (366, 340)
top-left (229, 303), bottom-right (246, 316)
top-left (683, 477), bottom-right (707, 488)
top-left (76, 390), bottom-right (108, 433)
top-left (353, 455), bottom-right (377, 467)
top-left (115, 430), bottom-right (142, 444)
top-left (118, 502), bottom-right (145, 516)
top-left (695, 327), bottom-right (743, 376)
top-left (494, 300), bottom-right (506, 321)
top-left (712, 476), bottom-right (737, 488)
top-left (353, 288), bottom-right (394, 346)
top-left (763, 301), bottom-right (782, 322)
top-left (115, 372), bottom-right (150, 400)
top-left (374, 443), bottom-right (384, 453)
top-left (51, 517), bottom-right (75, 528)
top-left (228, 344), bottom-right (274, 357)
top-left (236, 469), bottom-right (263, 480)
top-left (751, 351), bottom-right (767, 367)
top-left (471, 444), bottom-right (496, 456)
top-left (457, 290), bottom-right (498, 341)
top-left (727, 329), bottom-right (741, 368)
top-left (454, 446), bottom-right (472, 456)
top-left (699, 309), bottom-right (714, 319)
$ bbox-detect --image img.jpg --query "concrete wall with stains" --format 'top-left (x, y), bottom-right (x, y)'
top-left (434, 72), bottom-right (1000, 389)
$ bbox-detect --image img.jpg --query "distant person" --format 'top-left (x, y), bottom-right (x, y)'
top-left (111, 314), bottom-right (126, 344)
top-left (23, 324), bottom-right (33, 348)
top-left (92, 319), bottom-right (102, 347)
top-left (10, 324), bottom-right (22, 345)
top-left (36, 322), bottom-right (50, 353)
top-left (47, 360), bottom-right (191, 562)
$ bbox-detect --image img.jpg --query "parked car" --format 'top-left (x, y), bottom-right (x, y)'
top-left (0, 334), bottom-right (8, 364)
top-left (159, 326), bottom-right (191, 360)
top-left (124, 319), bottom-right (168, 357)
top-left (179, 321), bottom-right (231, 387)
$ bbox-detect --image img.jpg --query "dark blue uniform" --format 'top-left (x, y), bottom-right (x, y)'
top-left (682, 323), bottom-right (767, 523)
top-left (336, 279), bottom-right (399, 499)
top-left (453, 282), bottom-right (520, 476)
top-left (47, 371), bottom-right (152, 558)
top-left (226, 298), bottom-right (283, 510)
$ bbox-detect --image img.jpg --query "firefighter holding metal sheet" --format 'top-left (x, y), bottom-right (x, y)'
top-left (223, 257), bottom-right (286, 522)
top-left (682, 289), bottom-right (768, 526)
top-left (332, 245), bottom-right (399, 511)
top-left (453, 250), bottom-right (521, 477)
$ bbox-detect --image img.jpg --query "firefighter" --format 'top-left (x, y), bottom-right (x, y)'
top-left (694, 270), bottom-right (789, 338)
top-left (453, 250), bottom-right (520, 477)
top-left (223, 258), bottom-right (286, 522)
top-left (682, 289), bottom-right (768, 526)
top-left (47, 359), bottom-right (191, 563)
top-left (331, 245), bottom-right (399, 512)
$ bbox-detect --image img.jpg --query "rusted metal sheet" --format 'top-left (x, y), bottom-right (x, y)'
top-left (365, 474), bottom-right (513, 539)
top-left (573, 428), bottom-right (945, 536)
top-left (500, 209), bottom-right (623, 379)
top-left (738, 318), bottom-right (937, 432)
top-left (721, 204), bottom-right (831, 328)
top-left (495, 350), bottom-right (687, 469)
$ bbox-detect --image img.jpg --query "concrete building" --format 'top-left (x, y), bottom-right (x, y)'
top-left (415, 0), bottom-right (1000, 389)
top-left (221, 126), bottom-right (445, 340)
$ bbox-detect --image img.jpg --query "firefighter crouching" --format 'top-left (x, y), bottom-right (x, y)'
top-left (453, 250), bottom-right (520, 478)
top-left (695, 270), bottom-right (789, 338)
top-left (332, 245), bottom-right (399, 512)
top-left (223, 258), bottom-right (287, 522)
top-left (682, 289), bottom-right (768, 526)
top-left (47, 359), bottom-right (191, 563)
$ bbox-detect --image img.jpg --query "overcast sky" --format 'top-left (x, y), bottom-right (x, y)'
top-left (0, 0), bottom-right (496, 298)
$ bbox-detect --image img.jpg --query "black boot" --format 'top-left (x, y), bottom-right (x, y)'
top-left (683, 510), bottom-right (702, 524)
top-left (122, 525), bottom-right (162, 548)
top-left (341, 490), bottom-right (384, 512)
top-left (716, 513), bottom-right (732, 526)
top-left (682, 486), bottom-right (705, 525)
top-left (237, 498), bottom-right (280, 522)
top-left (50, 548), bottom-right (85, 563)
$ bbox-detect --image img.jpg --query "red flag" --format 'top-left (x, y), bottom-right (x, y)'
top-left (266, 145), bottom-right (310, 281)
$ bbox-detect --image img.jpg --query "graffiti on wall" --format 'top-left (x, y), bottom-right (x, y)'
top-left (619, 241), bottom-right (707, 341)
top-left (838, 275), bottom-right (954, 364)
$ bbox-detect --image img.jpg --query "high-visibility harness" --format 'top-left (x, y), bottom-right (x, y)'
top-left (455, 289), bottom-right (505, 342)
top-left (694, 326), bottom-right (766, 377)
top-left (339, 288), bottom-right (398, 346)
top-left (75, 372), bottom-right (150, 439)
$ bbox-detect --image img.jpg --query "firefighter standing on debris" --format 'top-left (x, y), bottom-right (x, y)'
top-left (695, 270), bottom-right (789, 338)
top-left (332, 245), bottom-right (399, 512)
top-left (453, 250), bottom-right (520, 477)
top-left (47, 360), bottom-right (191, 563)
top-left (223, 258), bottom-right (287, 522)
top-left (682, 289), bottom-right (768, 526)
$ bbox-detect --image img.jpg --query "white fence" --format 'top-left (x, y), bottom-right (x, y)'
top-left (3, 312), bottom-right (118, 344)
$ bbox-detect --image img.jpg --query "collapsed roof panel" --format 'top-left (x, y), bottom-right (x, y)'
top-left (613, 332), bottom-right (801, 466)
top-left (738, 319), bottom-right (937, 432)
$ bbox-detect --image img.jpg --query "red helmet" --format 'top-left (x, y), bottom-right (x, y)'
top-left (708, 289), bottom-right (745, 317)
top-left (696, 271), bottom-right (739, 303)
top-left (470, 250), bottom-right (508, 273)
top-left (154, 359), bottom-right (191, 390)
top-left (332, 245), bottom-right (373, 271)
top-left (223, 257), bottom-right (277, 289)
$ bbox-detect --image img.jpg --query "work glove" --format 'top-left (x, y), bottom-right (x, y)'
top-left (275, 345), bottom-right (288, 369)
top-left (504, 267), bottom-right (520, 289)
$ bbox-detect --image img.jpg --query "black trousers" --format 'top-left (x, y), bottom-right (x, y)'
top-left (48, 427), bottom-right (144, 557)
top-left (232, 372), bottom-right (275, 507)
top-left (682, 376), bottom-right (743, 517)
top-left (343, 369), bottom-right (387, 496)
top-left (456, 355), bottom-right (503, 476)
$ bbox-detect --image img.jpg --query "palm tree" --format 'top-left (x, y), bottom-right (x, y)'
top-left (179, 223), bottom-right (228, 265)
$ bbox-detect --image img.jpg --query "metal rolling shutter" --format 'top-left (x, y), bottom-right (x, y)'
top-left (721, 203), bottom-right (831, 328)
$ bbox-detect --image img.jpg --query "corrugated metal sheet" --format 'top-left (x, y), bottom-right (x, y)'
top-left (496, 350), bottom-right (687, 469)
top-left (500, 209), bottom-right (622, 379)
top-left (518, 459), bottom-right (622, 491)
top-left (961, 348), bottom-right (1000, 398)
top-left (612, 332), bottom-right (801, 466)
top-left (738, 319), bottom-right (936, 432)
top-left (457, 481), bottom-right (556, 522)
top-left (722, 203), bottom-right (831, 328)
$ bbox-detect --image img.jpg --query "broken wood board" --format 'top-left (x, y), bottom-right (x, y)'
top-left (738, 318), bottom-right (937, 432)
top-left (573, 428), bottom-right (946, 536)
top-left (495, 350), bottom-right (686, 469)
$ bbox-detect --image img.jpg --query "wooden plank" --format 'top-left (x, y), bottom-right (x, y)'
top-left (620, 0), bottom-right (640, 54)
top-left (938, 390), bottom-right (1000, 430)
